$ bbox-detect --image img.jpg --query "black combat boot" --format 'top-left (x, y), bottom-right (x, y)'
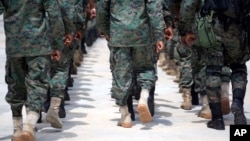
top-left (231, 88), bottom-right (247, 125)
top-left (191, 83), bottom-right (199, 105)
top-left (64, 88), bottom-right (70, 101)
top-left (59, 99), bottom-right (66, 118)
top-left (148, 86), bottom-right (155, 117)
top-left (207, 102), bottom-right (225, 130)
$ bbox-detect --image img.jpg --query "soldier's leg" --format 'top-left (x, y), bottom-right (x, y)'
top-left (221, 66), bottom-right (231, 115)
top-left (193, 66), bottom-right (212, 119)
top-left (230, 63), bottom-right (247, 125)
top-left (110, 47), bottom-right (132, 128)
top-left (176, 43), bottom-right (193, 110)
top-left (164, 40), bottom-right (177, 76)
top-left (206, 65), bottom-right (225, 130)
top-left (22, 56), bottom-right (50, 140)
top-left (46, 48), bottom-right (70, 129)
top-left (5, 57), bottom-right (27, 140)
top-left (133, 45), bottom-right (157, 123)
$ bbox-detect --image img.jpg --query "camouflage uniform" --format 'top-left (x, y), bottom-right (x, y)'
top-left (1, 0), bottom-right (64, 140)
top-left (161, 0), bottom-right (181, 76)
top-left (97, 0), bottom-right (164, 106)
top-left (43, 0), bottom-right (76, 126)
top-left (179, 0), bottom-right (249, 129)
top-left (49, 0), bottom-right (76, 100)
top-left (2, 0), bottom-right (64, 117)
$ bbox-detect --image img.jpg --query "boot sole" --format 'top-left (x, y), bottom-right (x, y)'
top-left (199, 113), bottom-right (212, 119)
top-left (117, 122), bottom-right (132, 128)
top-left (221, 97), bottom-right (230, 115)
top-left (138, 104), bottom-right (152, 123)
top-left (12, 131), bottom-right (35, 141)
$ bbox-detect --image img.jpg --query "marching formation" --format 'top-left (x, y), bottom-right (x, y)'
top-left (0, 0), bottom-right (249, 141)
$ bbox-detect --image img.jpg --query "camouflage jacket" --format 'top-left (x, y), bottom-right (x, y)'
top-left (162, 0), bottom-right (182, 28)
top-left (97, 0), bottom-right (164, 47)
top-left (0, 0), bottom-right (65, 57)
top-left (178, 0), bottom-right (201, 35)
top-left (74, 0), bottom-right (85, 32)
top-left (57, 0), bottom-right (76, 35)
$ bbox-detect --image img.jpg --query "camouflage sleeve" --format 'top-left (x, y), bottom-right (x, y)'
top-left (96, 0), bottom-right (110, 35)
top-left (146, 0), bottom-right (164, 42)
top-left (57, 0), bottom-right (76, 35)
top-left (44, 0), bottom-right (65, 50)
top-left (74, 0), bottom-right (85, 32)
top-left (178, 0), bottom-right (200, 35)
top-left (0, 1), bottom-right (4, 14)
top-left (162, 0), bottom-right (173, 27)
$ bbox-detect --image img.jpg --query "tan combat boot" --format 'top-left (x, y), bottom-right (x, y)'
top-left (198, 95), bottom-right (212, 119)
top-left (78, 48), bottom-right (84, 62)
top-left (73, 49), bottom-right (81, 67)
top-left (221, 82), bottom-right (230, 115)
top-left (138, 89), bottom-right (152, 123)
top-left (46, 97), bottom-right (63, 129)
top-left (17, 111), bottom-right (39, 141)
top-left (117, 106), bottom-right (132, 128)
top-left (158, 53), bottom-right (167, 67)
top-left (11, 117), bottom-right (23, 141)
top-left (180, 88), bottom-right (192, 110)
top-left (165, 59), bottom-right (177, 76)
top-left (173, 66), bottom-right (181, 83)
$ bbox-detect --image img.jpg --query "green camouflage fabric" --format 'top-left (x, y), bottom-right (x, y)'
top-left (98, 0), bottom-right (163, 106)
top-left (109, 46), bottom-right (157, 106)
top-left (97, 0), bottom-right (164, 47)
top-left (74, 0), bottom-right (85, 32)
top-left (176, 42), bottom-right (193, 88)
top-left (57, 0), bottom-right (76, 35)
top-left (49, 0), bottom-right (76, 99)
top-left (179, 0), bottom-right (249, 103)
top-left (5, 56), bottom-right (51, 116)
top-left (1, 0), bottom-right (65, 58)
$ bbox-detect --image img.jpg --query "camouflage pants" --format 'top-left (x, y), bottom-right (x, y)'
top-left (109, 45), bottom-right (157, 106)
top-left (193, 65), bottom-right (231, 96)
top-left (176, 42), bottom-right (193, 89)
top-left (5, 56), bottom-right (50, 117)
top-left (50, 47), bottom-right (72, 99)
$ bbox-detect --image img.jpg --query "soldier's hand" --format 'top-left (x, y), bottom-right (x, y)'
top-left (75, 31), bottom-right (83, 40)
top-left (64, 34), bottom-right (74, 47)
top-left (156, 41), bottom-right (164, 53)
top-left (51, 50), bottom-right (62, 61)
top-left (164, 26), bottom-right (174, 40)
top-left (181, 33), bottom-right (196, 47)
top-left (105, 35), bottom-right (110, 41)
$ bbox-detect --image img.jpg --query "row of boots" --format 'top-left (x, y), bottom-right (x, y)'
top-left (12, 97), bottom-right (63, 141)
top-left (157, 52), bottom-right (247, 130)
top-left (180, 83), bottom-right (231, 119)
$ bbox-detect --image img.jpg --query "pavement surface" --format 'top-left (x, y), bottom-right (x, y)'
top-left (0, 15), bottom-right (250, 141)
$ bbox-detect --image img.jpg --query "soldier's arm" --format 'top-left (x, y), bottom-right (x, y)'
top-left (96, 0), bottom-right (110, 36)
top-left (56, 0), bottom-right (76, 35)
top-left (74, 0), bottom-right (85, 33)
top-left (162, 0), bottom-right (173, 28)
top-left (146, 0), bottom-right (164, 43)
top-left (44, 0), bottom-right (65, 51)
top-left (178, 0), bottom-right (200, 36)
